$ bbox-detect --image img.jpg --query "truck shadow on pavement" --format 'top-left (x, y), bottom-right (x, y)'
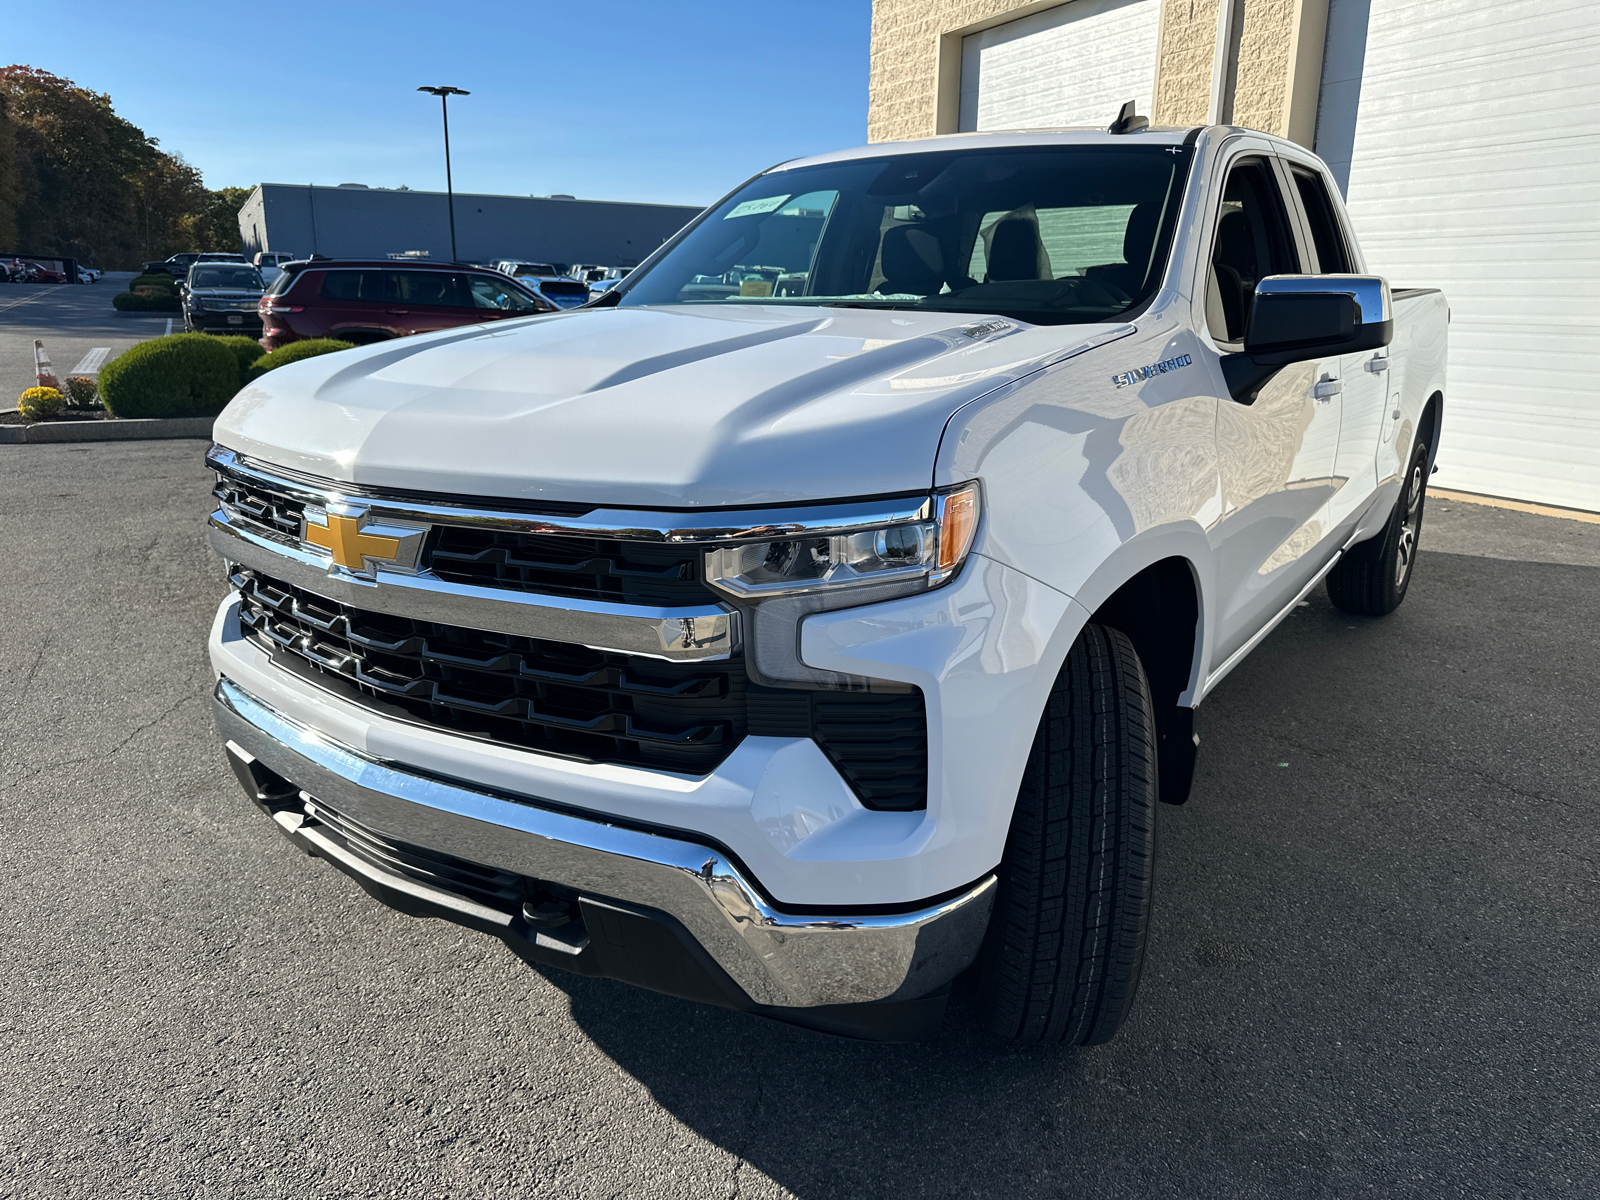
top-left (534, 549), bottom-right (1600, 1198)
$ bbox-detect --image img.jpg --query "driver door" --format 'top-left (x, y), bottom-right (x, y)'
top-left (1208, 156), bottom-right (1345, 666)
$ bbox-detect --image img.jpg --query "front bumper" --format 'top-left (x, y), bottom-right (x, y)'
top-left (214, 675), bottom-right (995, 1039)
top-left (190, 310), bottom-right (263, 333)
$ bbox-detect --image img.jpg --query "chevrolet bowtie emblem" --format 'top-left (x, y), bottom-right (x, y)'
top-left (302, 506), bottom-right (426, 576)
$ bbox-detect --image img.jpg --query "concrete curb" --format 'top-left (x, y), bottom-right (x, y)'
top-left (114, 310), bottom-right (179, 318)
top-left (0, 411), bottom-right (214, 444)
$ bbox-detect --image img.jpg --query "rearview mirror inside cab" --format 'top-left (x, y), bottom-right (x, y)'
top-left (1222, 274), bottom-right (1393, 404)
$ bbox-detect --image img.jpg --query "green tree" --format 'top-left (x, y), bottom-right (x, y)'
top-left (0, 92), bottom-right (20, 247)
top-left (0, 66), bottom-right (249, 268)
top-left (183, 184), bottom-right (252, 255)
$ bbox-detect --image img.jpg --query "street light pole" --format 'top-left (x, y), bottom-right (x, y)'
top-left (417, 85), bottom-right (471, 262)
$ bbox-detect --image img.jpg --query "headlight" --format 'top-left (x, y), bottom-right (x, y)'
top-left (189, 296), bottom-right (205, 310)
top-left (705, 481), bottom-right (980, 604)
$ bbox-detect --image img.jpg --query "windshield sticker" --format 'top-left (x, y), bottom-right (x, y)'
top-left (724, 195), bottom-right (791, 219)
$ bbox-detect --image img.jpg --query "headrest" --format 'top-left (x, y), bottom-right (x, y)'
top-left (1122, 202), bottom-right (1160, 267)
top-left (879, 226), bottom-right (944, 294)
top-left (1215, 210), bottom-right (1256, 273)
top-left (986, 218), bottom-right (1045, 282)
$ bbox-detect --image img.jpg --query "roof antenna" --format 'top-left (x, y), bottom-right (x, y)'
top-left (1109, 101), bottom-right (1149, 135)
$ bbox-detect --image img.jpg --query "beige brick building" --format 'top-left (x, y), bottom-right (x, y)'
top-left (869, 0), bottom-right (1329, 148)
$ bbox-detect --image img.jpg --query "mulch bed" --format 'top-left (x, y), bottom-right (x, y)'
top-left (0, 409), bottom-right (110, 425)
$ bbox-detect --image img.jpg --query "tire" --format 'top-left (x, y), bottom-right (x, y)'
top-left (1327, 438), bottom-right (1429, 616)
top-left (975, 623), bottom-right (1158, 1045)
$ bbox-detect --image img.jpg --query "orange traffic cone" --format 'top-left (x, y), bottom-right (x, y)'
top-left (34, 340), bottom-right (61, 391)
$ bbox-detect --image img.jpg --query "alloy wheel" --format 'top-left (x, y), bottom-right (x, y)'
top-left (1395, 462), bottom-right (1424, 588)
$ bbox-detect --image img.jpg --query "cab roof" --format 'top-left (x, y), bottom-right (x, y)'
top-left (775, 126), bottom-right (1202, 173)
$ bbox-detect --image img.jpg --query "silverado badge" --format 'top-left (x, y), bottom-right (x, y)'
top-left (1111, 352), bottom-right (1193, 389)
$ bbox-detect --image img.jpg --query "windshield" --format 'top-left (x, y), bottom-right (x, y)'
top-left (192, 267), bottom-right (264, 289)
top-left (618, 145), bottom-right (1192, 325)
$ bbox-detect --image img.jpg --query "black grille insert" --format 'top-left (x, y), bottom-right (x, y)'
top-left (234, 567), bottom-right (745, 775)
top-left (309, 798), bottom-right (526, 913)
top-left (428, 526), bottom-right (715, 606)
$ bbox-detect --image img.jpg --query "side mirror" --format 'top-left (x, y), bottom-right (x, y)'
top-left (1221, 274), bottom-right (1392, 403)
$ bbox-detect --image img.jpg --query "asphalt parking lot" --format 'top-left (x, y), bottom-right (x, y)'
top-left (2, 439), bottom-right (1597, 1199)
top-left (0, 273), bottom-right (151, 400)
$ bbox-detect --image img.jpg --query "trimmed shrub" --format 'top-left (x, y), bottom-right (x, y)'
top-left (213, 335), bottom-right (266, 379)
top-left (247, 339), bottom-right (356, 381)
top-left (63, 375), bottom-right (100, 410)
top-left (129, 274), bottom-right (178, 293)
top-left (113, 290), bottom-right (181, 313)
top-left (17, 386), bottom-right (64, 421)
top-left (99, 334), bottom-right (241, 419)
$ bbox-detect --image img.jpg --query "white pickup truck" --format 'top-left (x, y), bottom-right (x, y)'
top-left (206, 122), bottom-right (1447, 1044)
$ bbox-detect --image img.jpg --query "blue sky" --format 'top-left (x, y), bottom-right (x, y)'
top-left (8, 1), bottom-right (871, 205)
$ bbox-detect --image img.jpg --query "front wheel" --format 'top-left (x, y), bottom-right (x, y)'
top-left (1327, 439), bottom-right (1429, 615)
top-left (974, 623), bottom-right (1158, 1045)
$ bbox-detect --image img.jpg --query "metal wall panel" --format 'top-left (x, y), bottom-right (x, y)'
top-left (959, 0), bottom-right (1162, 133)
top-left (1326, 0), bottom-right (1600, 509)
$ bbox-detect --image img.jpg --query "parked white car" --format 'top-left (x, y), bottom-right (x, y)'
top-left (205, 122), bottom-right (1447, 1044)
top-left (254, 251), bottom-right (299, 286)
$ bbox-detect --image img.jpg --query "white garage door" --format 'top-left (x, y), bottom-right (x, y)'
top-left (959, 0), bottom-right (1162, 133)
top-left (1320, 0), bottom-right (1600, 511)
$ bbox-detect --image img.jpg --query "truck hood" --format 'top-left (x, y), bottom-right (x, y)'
top-left (214, 304), bottom-right (1120, 508)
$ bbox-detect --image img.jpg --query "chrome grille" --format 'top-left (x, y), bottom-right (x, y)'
top-left (215, 469), bottom-right (712, 607)
top-left (231, 566), bottom-right (928, 807)
top-left (214, 476), bottom-right (303, 540)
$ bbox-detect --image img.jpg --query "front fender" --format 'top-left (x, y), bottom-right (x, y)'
top-left (799, 555), bottom-right (1089, 895)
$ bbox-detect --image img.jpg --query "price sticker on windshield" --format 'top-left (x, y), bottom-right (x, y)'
top-left (724, 195), bottom-right (791, 219)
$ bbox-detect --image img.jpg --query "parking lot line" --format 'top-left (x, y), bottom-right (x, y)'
top-left (70, 347), bottom-right (110, 375)
top-left (0, 291), bottom-right (45, 313)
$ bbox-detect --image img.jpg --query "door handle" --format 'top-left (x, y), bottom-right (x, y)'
top-left (1313, 377), bottom-right (1342, 401)
top-left (1366, 354), bottom-right (1389, 373)
top-left (386, 309), bottom-right (410, 314)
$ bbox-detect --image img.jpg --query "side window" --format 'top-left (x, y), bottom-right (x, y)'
top-left (319, 270), bottom-right (390, 302)
top-left (1290, 167), bottom-right (1352, 274)
top-left (1207, 159), bottom-right (1299, 344)
top-left (395, 271), bottom-right (471, 307)
top-left (467, 275), bottom-right (545, 312)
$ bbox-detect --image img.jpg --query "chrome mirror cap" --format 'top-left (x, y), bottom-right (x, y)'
top-left (1255, 274), bottom-right (1391, 324)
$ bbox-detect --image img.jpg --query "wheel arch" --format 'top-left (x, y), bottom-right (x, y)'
top-left (1418, 390), bottom-right (1443, 470)
top-left (329, 326), bottom-right (396, 346)
top-left (1084, 555), bottom-right (1206, 806)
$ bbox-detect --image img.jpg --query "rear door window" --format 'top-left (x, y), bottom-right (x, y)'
top-left (1289, 166), bottom-right (1353, 274)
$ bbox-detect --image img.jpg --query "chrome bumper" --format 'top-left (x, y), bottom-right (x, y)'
top-left (213, 677), bottom-right (994, 1014)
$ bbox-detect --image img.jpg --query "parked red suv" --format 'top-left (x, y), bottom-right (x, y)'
top-left (258, 259), bottom-right (557, 351)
